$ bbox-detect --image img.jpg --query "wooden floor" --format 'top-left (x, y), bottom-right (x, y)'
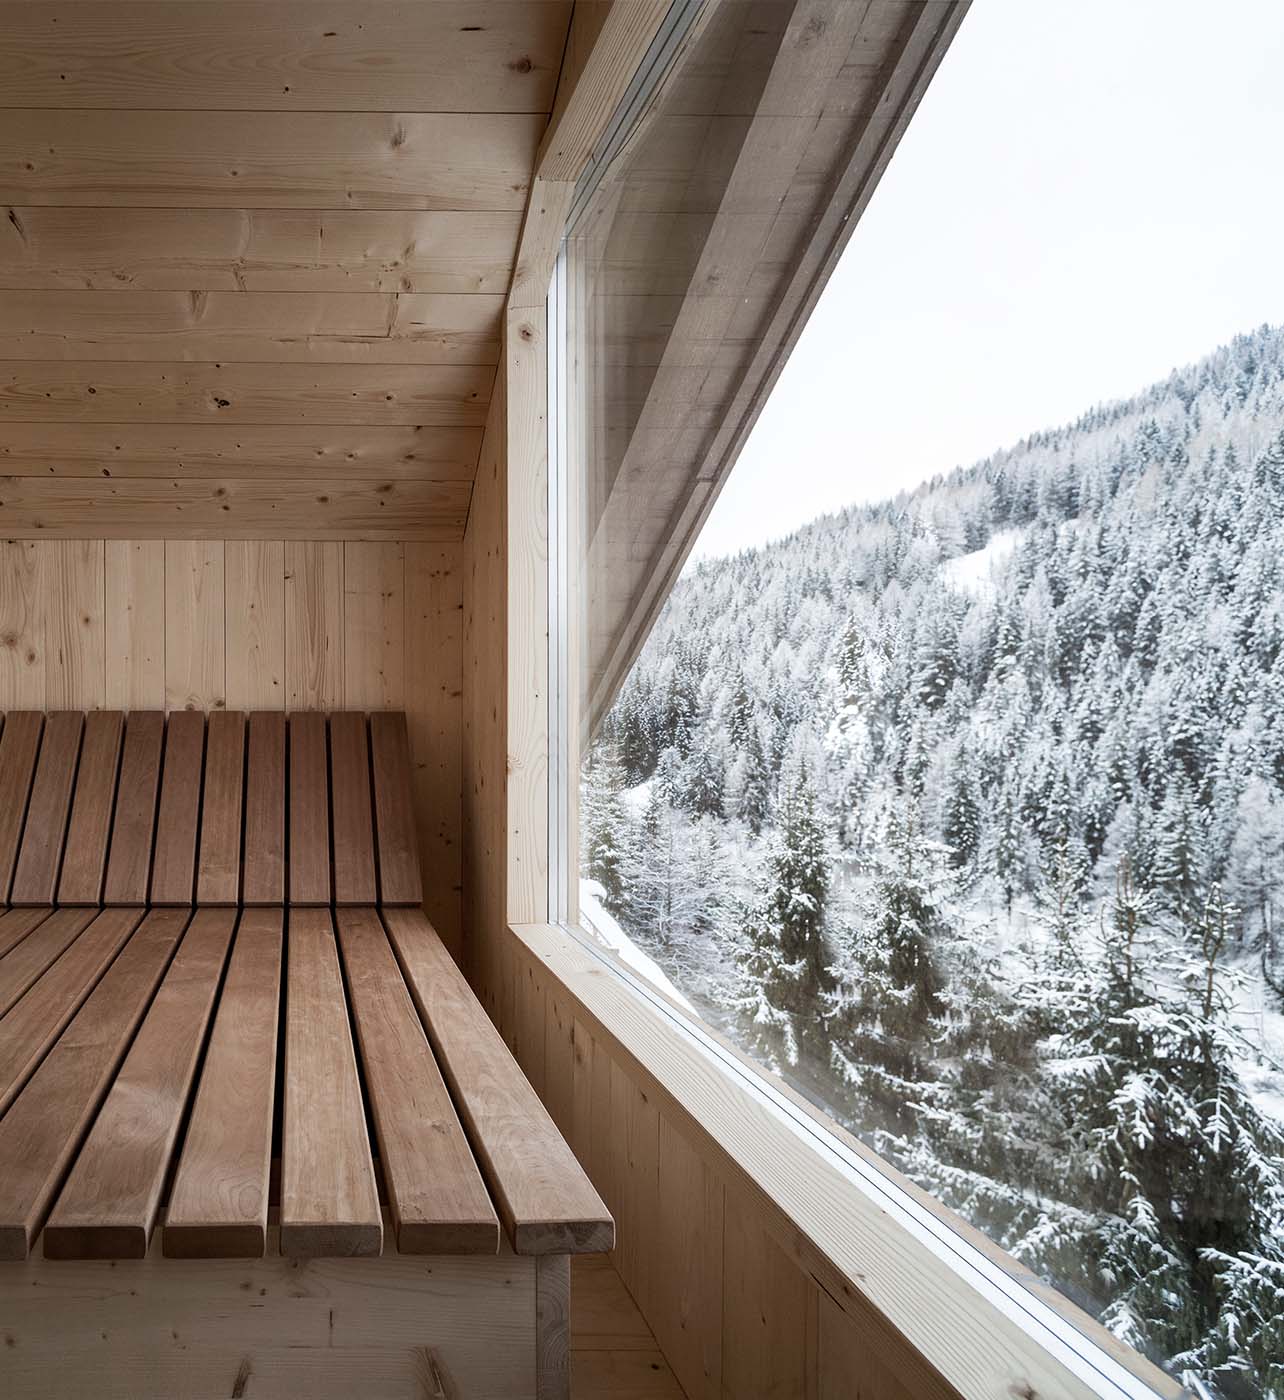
top-left (572, 1255), bottom-right (687, 1399)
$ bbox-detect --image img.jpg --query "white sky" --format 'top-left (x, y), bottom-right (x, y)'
top-left (693, 0), bottom-right (1284, 560)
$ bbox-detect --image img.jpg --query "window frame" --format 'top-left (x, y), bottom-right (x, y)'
top-left (536, 13), bottom-right (1185, 1400)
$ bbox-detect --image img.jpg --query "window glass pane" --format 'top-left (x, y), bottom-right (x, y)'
top-left (566, 4), bottom-right (1284, 1398)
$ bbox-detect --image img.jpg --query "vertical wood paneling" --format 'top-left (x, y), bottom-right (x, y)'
top-left (721, 1195), bottom-right (810, 1400)
top-left (284, 540), bottom-right (343, 710)
top-left (226, 541), bottom-right (284, 709)
top-left (0, 541), bottom-right (44, 706)
top-left (654, 1117), bottom-right (724, 1400)
top-left (406, 542), bottom-right (463, 956)
top-left (165, 540), bottom-right (225, 711)
top-left (45, 540), bottom-right (105, 709)
top-left (343, 541), bottom-right (404, 710)
top-left (105, 540), bottom-right (164, 708)
top-left (610, 1059), bottom-right (660, 1325)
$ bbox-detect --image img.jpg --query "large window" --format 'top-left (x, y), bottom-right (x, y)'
top-left (558, 4), bottom-right (1284, 1399)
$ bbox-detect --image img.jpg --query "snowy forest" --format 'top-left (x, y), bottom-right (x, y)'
top-left (581, 324), bottom-right (1284, 1398)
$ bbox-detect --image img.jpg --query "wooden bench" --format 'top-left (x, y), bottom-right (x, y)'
top-left (0, 710), bottom-right (611, 1400)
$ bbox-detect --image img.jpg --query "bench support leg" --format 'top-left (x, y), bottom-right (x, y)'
top-left (535, 1253), bottom-right (571, 1399)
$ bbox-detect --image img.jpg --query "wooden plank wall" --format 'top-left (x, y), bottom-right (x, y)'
top-left (0, 538), bottom-right (462, 954)
top-left (495, 932), bottom-right (957, 1400)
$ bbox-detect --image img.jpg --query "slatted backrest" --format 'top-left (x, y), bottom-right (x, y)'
top-left (0, 711), bottom-right (421, 909)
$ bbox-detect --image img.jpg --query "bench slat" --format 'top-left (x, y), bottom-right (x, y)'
top-left (382, 908), bottom-right (614, 1255)
top-left (0, 908), bottom-right (186, 1260)
top-left (42, 908), bottom-right (235, 1260)
top-left (242, 712), bottom-right (285, 906)
top-left (150, 710), bottom-right (205, 905)
top-left (336, 908), bottom-right (497, 1254)
top-left (164, 908), bottom-right (282, 1259)
top-left (0, 906), bottom-right (51, 961)
top-left (11, 711), bottom-right (83, 905)
top-left (103, 711), bottom-right (164, 906)
top-left (0, 907), bottom-right (96, 1018)
top-left (369, 711), bottom-right (423, 907)
top-left (0, 907), bottom-right (142, 1116)
top-left (288, 711), bottom-right (330, 905)
top-left (58, 710), bottom-right (125, 906)
top-left (196, 710), bottom-right (245, 905)
top-left (0, 712), bottom-right (43, 901)
top-left (282, 907), bottom-right (381, 1258)
top-left (330, 712), bottom-right (377, 905)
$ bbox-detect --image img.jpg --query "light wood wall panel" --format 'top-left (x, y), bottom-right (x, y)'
top-left (343, 542), bottom-right (405, 710)
top-left (44, 540), bottom-right (106, 710)
top-left (0, 537), bottom-right (463, 956)
top-left (165, 540), bottom-right (226, 712)
top-left (226, 540), bottom-right (285, 708)
top-left (284, 541), bottom-right (344, 710)
top-left (104, 541), bottom-right (164, 708)
top-left (0, 540), bottom-right (44, 707)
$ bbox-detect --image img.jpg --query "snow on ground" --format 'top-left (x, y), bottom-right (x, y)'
top-left (940, 528), bottom-right (1023, 595)
top-left (579, 880), bottom-right (696, 1010)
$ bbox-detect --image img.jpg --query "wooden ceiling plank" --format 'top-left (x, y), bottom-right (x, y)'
top-left (0, 423), bottom-right (482, 480)
top-left (0, 363), bottom-right (491, 426)
top-left (0, 2), bottom-right (570, 114)
top-left (0, 209), bottom-right (524, 295)
top-left (0, 291), bottom-right (504, 367)
top-left (0, 478), bottom-right (470, 541)
top-left (0, 111), bottom-right (542, 210)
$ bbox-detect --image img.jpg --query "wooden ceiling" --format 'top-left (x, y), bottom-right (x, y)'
top-left (0, 1), bottom-right (573, 539)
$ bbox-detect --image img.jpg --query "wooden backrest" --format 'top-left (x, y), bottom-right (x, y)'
top-left (0, 710), bottom-right (422, 909)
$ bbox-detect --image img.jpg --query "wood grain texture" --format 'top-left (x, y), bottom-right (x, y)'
top-left (0, 477), bottom-right (470, 541)
top-left (0, 110), bottom-right (542, 209)
top-left (10, 709), bottom-right (83, 905)
top-left (0, 907), bottom-right (94, 1018)
top-left (369, 710), bottom-right (422, 906)
top-left (343, 541), bottom-right (405, 708)
top-left (383, 909), bottom-right (612, 1255)
top-left (0, 909), bottom-right (187, 1261)
top-left (329, 711), bottom-right (377, 906)
top-left (226, 541), bottom-right (284, 708)
top-left (406, 542), bottom-right (463, 954)
top-left (43, 540), bottom-right (105, 709)
top-left (536, 1253), bottom-right (572, 1400)
top-left (282, 907), bottom-right (382, 1258)
top-left (0, 3), bottom-right (568, 113)
top-left (148, 709), bottom-right (204, 904)
top-left (0, 907), bottom-right (141, 1116)
top-left (0, 362), bottom-right (490, 426)
top-left (0, 208), bottom-right (523, 294)
top-left (336, 908), bottom-right (497, 1254)
top-left (241, 711), bottom-right (285, 906)
top-left (0, 1226), bottom-right (540, 1399)
top-left (0, 710), bottom-right (43, 899)
top-left (104, 540), bottom-right (164, 707)
top-left (195, 709), bottom-right (245, 905)
top-left (164, 540), bottom-right (224, 711)
top-left (164, 909), bottom-right (281, 1259)
top-left (0, 291), bottom-right (503, 366)
top-left (103, 710), bottom-right (163, 905)
top-left (284, 541), bottom-right (344, 709)
top-left (287, 710), bottom-right (330, 905)
top-left (43, 908), bottom-right (236, 1261)
top-left (0, 907), bottom-right (48, 962)
top-left (0, 422), bottom-right (480, 481)
top-left (57, 709), bottom-right (124, 905)
top-left (0, 543), bottom-right (43, 706)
